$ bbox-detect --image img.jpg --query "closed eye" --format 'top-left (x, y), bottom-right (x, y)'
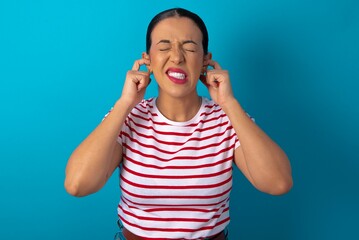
top-left (182, 40), bottom-right (198, 53)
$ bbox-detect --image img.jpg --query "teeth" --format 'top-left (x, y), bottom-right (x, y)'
top-left (168, 72), bottom-right (185, 80)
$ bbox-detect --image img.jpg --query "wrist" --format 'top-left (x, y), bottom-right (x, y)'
top-left (221, 97), bottom-right (240, 112)
top-left (114, 97), bottom-right (137, 114)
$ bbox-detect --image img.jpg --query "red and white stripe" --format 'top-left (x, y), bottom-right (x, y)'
top-left (116, 97), bottom-right (239, 239)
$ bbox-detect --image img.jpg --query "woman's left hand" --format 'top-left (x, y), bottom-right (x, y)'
top-left (200, 59), bottom-right (235, 107)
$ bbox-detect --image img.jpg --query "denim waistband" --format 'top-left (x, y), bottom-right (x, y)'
top-left (114, 220), bottom-right (229, 240)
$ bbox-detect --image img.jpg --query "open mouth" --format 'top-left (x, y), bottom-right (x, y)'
top-left (166, 68), bottom-right (188, 84)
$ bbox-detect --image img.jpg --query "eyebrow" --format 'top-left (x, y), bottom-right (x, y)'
top-left (156, 39), bottom-right (198, 45)
top-left (156, 40), bottom-right (171, 44)
top-left (183, 40), bottom-right (198, 45)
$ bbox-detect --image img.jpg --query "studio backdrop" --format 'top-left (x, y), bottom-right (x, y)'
top-left (0, 0), bottom-right (358, 239)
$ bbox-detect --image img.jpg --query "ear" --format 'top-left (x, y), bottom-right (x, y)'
top-left (142, 52), bottom-right (152, 73)
top-left (203, 52), bottom-right (212, 64)
top-left (202, 52), bottom-right (212, 73)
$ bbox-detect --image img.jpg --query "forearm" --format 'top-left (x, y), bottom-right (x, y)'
top-left (65, 98), bottom-right (132, 196)
top-left (222, 98), bottom-right (293, 195)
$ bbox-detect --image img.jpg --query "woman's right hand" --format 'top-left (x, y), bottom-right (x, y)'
top-left (65, 58), bottom-right (151, 197)
top-left (120, 58), bottom-right (151, 108)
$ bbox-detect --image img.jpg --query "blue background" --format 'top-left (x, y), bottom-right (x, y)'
top-left (1, 0), bottom-right (358, 239)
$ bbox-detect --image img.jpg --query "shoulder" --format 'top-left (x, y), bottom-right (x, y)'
top-left (201, 97), bottom-right (225, 116)
top-left (125, 98), bottom-right (159, 126)
top-left (131, 98), bottom-right (156, 114)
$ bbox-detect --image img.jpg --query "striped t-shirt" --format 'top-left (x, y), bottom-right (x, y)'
top-left (117, 97), bottom-right (240, 239)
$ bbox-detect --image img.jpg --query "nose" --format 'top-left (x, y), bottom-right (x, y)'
top-left (170, 46), bottom-right (184, 65)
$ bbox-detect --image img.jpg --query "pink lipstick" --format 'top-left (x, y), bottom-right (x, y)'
top-left (166, 68), bottom-right (188, 84)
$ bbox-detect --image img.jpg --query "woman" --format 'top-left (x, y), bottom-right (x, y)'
top-left (65, 8), bottom-right (293, 240)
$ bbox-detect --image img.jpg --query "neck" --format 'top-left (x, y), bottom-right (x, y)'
top-left (156, 94), bottom-right (202, 122)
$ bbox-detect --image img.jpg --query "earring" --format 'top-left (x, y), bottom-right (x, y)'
top-left (201, 67), bottom-right (207, 76)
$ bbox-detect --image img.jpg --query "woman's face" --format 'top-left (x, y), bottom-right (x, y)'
top-left (144, 17), bottom-right (211, 99)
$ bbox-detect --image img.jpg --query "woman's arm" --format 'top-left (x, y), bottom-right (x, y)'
top-left (222, 98), bottom-right (292, 195)
top-left (64, 100), bottom-right (130, 197)
top-left (64, 58), bottom-right (151, 197)
top-left (201, 59), bottom-right (292, 195)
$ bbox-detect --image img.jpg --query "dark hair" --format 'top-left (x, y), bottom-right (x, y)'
top-left (146, 8), bottom-right (209, 54)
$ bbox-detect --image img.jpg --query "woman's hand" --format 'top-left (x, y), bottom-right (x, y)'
top-left (200, 59), bottom-right (235, 107)
top-left (120, 58), bottom-right (151, 108)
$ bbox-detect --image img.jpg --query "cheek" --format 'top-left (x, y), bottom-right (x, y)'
top-left (190, 57), bottom-right (205, 72)
top-left (149, 55), bottom-right (168, 70)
